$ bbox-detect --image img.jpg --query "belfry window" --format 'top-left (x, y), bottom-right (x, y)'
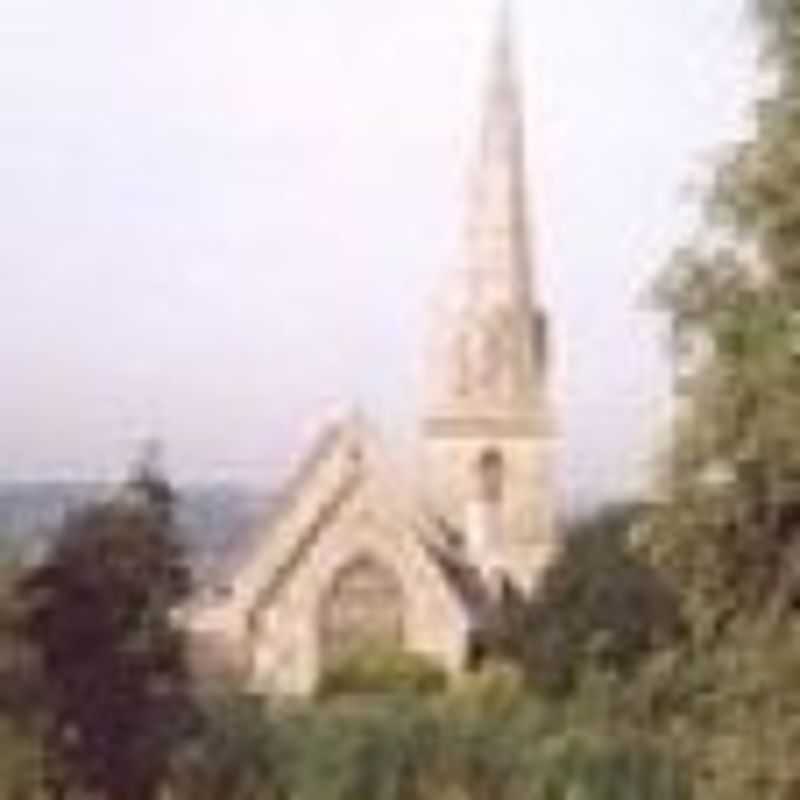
top-left (476, 448), bottom-right (505, 504)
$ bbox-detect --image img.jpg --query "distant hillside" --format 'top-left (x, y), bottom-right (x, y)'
top-left (0, 482), bottom-right (269, 575)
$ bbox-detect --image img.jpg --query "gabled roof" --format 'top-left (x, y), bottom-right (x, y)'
top-left (196, 412), bottom-right (497, 630)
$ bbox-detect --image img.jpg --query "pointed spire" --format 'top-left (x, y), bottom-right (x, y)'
top-left (467, 0), bottom-right (533, 309)
top-left (425, 0), bottom-right (546, 418)
top-left (422, 2), bottom-right (556, 597)
top-left (484, 0), bottom-right (521, 146)
top-left (491, 0), bottom-right (515, 99)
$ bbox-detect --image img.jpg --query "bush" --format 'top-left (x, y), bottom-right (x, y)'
top-left (316, 645), bottom-right (448, 700)
top-left (534, 728), bottom-right (691, 800)
top-left (169, 693), bottom-right (287, 800)
top-left (283, 696), bottom-right (443, 800)
top-left (0, 717), bottom-right (47, 800)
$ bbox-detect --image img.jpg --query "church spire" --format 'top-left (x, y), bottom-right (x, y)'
top-left (466, 0), bottom-right (534, 313)
top-left (426, 0), bottom-right (545, 419)
top-left (423, 2), bottom-right (556, 594)
top-left (488, 0), bottom-right (516, 109)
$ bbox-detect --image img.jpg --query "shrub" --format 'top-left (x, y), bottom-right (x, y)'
top-left (316, 645), bottom-right (448, 700)
top-left (169, 693), bottom-right (287, 800)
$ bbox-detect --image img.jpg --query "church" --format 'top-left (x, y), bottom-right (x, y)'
top-left (186, 3), bottom-right (560, 696)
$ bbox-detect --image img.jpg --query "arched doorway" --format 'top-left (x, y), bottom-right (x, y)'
top-left (318, 554), bottom-right (404, 667)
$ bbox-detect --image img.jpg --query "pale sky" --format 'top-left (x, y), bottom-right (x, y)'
top-left (1, 0), bottom-right (756, 510)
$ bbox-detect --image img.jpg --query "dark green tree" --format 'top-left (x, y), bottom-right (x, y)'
top-left (16, 449), bottom-right (193, 800)
top-left (634, 2), bottom-right (800, 795)
top-left (0, 551), bottom-right (48, 799)
top-left (491, 503), bottom-right (682, 696)
top-left (0, 550), bottom-right (24, 713)
top-left (646, 0), bottom-right (800, 639)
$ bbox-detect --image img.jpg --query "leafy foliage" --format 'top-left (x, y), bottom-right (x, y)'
top-left (170, 693), bottom-right (288, 800)
top-left (645, 0), bottom-right (800, 639)
top-left (631, 1), bottom-right (800, 796)
top-left (316, 644), bottom-right (448, 700)
top-left (173, 678), bottom-right (688, 800)
top-left (494, 503), bottom-right (682, 696)
top-left (0, 717), bottom-right (47, 800)
top-left (0, 554), bottom-right (48, 799)
top-left (14, 457), bottom-right (194, 800)
top-left (0, 553), bottom-right (26, 714)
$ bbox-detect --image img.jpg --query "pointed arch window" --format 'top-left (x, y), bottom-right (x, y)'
top-left (318, 554), bottom-right (404, 667)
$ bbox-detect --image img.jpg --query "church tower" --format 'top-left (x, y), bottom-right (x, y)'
top-left (423, 2), bottom-right (557, 593)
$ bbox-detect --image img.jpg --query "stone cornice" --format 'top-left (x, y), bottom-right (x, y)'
top-left (422, 413), bottom-right (552, 439)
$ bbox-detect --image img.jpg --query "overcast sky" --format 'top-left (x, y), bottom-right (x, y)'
top-left (1, 0), bottom-right (756, 509)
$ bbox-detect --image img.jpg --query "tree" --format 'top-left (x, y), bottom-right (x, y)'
top-left (632, 2), bottom-right (800, 795)
top-left (0, 551), bottom-right (48, 799)
top-left (645, 0), bottom-right (800, 638)
top-left (492, 503), bottom-right (682, 696)
top-left (0, 549), bottom-right (25, 713)
top-left (16, 450), bottom-right (193, 800)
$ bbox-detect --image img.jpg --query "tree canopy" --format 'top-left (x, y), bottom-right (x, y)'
top-left (14, 454), bottom-right (193, 800)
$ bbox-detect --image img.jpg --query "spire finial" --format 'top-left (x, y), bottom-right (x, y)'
top-left (499, 0), bottom-right (512, 45)
top-left (488, 0), bottom-right (518, 108)
top-left (498, 1), bottom-right (513, 56)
